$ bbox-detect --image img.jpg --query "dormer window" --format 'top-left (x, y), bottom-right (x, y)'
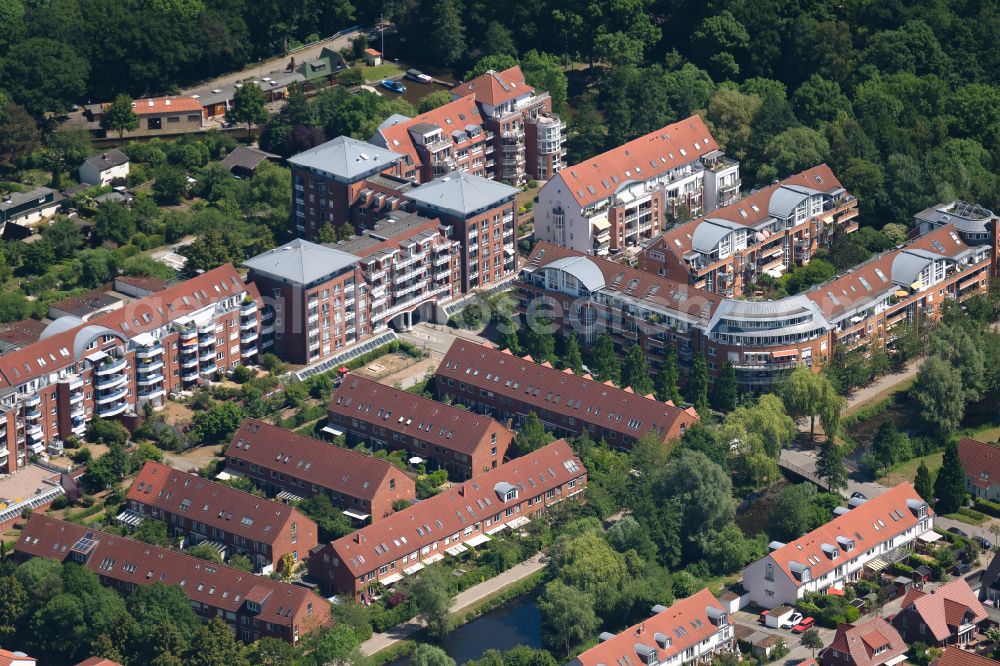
top-left (494, 482), bottom-right (518, 503)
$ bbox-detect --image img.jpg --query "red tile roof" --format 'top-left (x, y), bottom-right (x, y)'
top-left (572, 588), bottom-right (727, 666)
top-left (76, 659), bottom-right (122, 666)
top-left (105, 96), bottom-right (202, 115)
top-left (826, 618), bottom-right (906, 666)
top-left (0, 649), bottom-right (35, 666)
top-left (225, 418), bottom-right (406, 503)
top-left (328, 374), bottom-right (513, 457)
top-left (958, 437), bottom-right (1000, 489)
top-left (15, 514), bottom-right (328, 632)
top-left (766, 483), bottom-right (932, 586)
top-left (897, 579), bottom-right (986, 642)
top-left (933, 648), bottom-right (1000, 666)
top-left (452, 66), bottom-right (530, 107)
top-left (328, 439), bottom-right (584, 577)
top-left (552, 115), bottom-right (719, 208)
top-left (114, 275), bottom-right (169, 293)
top-left (374, 95), bottom-right (483, 171)
top-left (126, 461), bottom-right (314, 545)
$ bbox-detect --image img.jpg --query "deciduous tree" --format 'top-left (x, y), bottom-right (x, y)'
top-left (226, 82), bottom-right (269, 136)
top-left (538, 580), bottom-right (599, 657)
top-left (101, 94), bottom-right (139, 145)
top-left (409, 566), bottom-right (453, 637)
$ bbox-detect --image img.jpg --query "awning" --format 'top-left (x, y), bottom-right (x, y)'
top-left (827, 587), bottom-right (845, 596)
top-left (445, 544), bottom-right (468, 556)
top-left (895, 289), bottom-right (909, 298)
top-left (485, 523), bottom-right (508, 535)
top-left (865, 557), bottom-right (890, 572)
top-left (85, 350), bottom-right (108, 362)
top-left (215, 469), bottom-right (243, 481)
top-left (116, 509), bottom-right (145, 527)
top-left (343, 509), bottom-right (370, 520)
top-left (771, 349), bottom-right (798, 359)
top-left (403, 563), bottom-right (425, 575)
top-left (593, 218), bottom-right (612, 231)
top-left (321, 425), bottom-right (344, 436)
top-left (885, 656), bottom-right (907, 666)
top-left (464, 534), bottom-right (491, 548)
top-left (379, 572), bottom-right (403, 585)
top-left (408, 457), bottom-right (425, 465)
top-left (919, 532), bottom-right (943, 543)
top-left (507, 516), bottom-right (530, 529)
top-left (422, 553), bottom-right (444, 565)
top-left (276, 490), bottom-right (305, 503)
top-left (763, 264), bottom-right (786, 278)
top-left (194, 540), bottom-right (227, 555)
top-left (504, 247), bottom-right (515, 257)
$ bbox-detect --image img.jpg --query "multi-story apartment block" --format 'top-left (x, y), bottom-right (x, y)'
top-left (741, 483), bottom-right (933, 609)
top-left (535, 115), bottom-right (739, 254)
top-left (369, 96), bottom-right (493, 183)
top-left (914, 200), bottom-right (999, 248)
top-left (327, 374), bottom-right (515, 480)
top-left (309, 438), bottom-right (585, 601)
top-left (453, 66), bottom-right (565, 183)
top-left (0, 264), bottom-right (260, 474)
top-left (224, 418), bottom-right (415, 523)
top-left (892, 579), bottom-right (987, 647)
top-left (124, 461), bottom-right (318, 573)
top-left (15, 514), bottom-right (330, 644)
top-left (289, 136), bottom-right (408, 240)
top-left (568, 588), bottom-right (734, 666)
top-left (640, 165), bottom-right (859, 297)
top-left (405, 172), bottom-right (519, 292)
top-left (435, 340), bottom-right (699, 449)
top-left (821, 617), bottom-right (907, 666)
top-left (520, 217), bottom-right (993, 390)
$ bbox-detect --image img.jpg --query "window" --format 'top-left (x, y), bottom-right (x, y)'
top-left (765, 562), bottom-right (774, 581)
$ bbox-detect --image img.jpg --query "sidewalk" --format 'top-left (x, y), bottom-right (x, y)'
top-left (844, 360), bottom-right (920, 414)
top-left (360, 553), bottom-right (546, 656)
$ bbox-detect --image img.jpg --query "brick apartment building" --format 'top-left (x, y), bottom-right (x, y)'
top-left (453, 66), bottom-right (566, 183)
top-left (518, 216), bottom-right (993, 390)
top-left (435, 340), bottom-right (699, 449)
top-left (369, 95), bottom-right (493, 183)
top-left (309, 438), bottom-right (585, 601)
top-left (327, 374), bottom-right (514, 480)
top-left (639, 165), bottom-right (859, 297)
top-left (124, 461), bottom-right (318, 573)
top-left (15, 514), bottom-right (330, 644)
top-left (0, 264), bottom-right (260, 475)
top-left (569, 588), bottom-right (734, 666)
top-left (224, 418), bottom-right (415, 523)
top-left (535, 114), bottom-right (740, 254)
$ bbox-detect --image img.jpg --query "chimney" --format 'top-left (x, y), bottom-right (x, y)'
top-left (458, 484), bottom-right (465, 497)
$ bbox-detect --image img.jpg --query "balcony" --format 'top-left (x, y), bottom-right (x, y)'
top-left (95, 373), bottom-right (127, 391)
top-left (261, 323), bottom-right (275, 335)
top-left (138, 360), bottom-right (164, 374)
top-left (242, 346), bottom-right (258, 357)
top-left (23, 407), bottom-right (41, 420)
top-left (199, 350), bottom-right (216, 363)
top-left (240, 317), bottom-right (257, 330)
top-left (241, 300), bottom-right (258, 315)
top-left (198, 322), bottom-right (216, 335)
top-left (23, 394), bottom-right (40, 408)
top-left (200, 364), bottom-right (218, 376)
top-left (182, 369), bottom-right (200, 382)
top-left (95, 357), bottom-right (127, 375)
top-left (71, 403), bottom-right (85, 418)
top-left (136, 372), bottom-right (164, 386)
top-left (371, 285), bottom-right (387, 300)
top-left (198, 335), bottom-right (215, 348)
top-left (98, 400), bottom-right (129, 417)
top-left (180, 355), bottom-right (199, 369)
top-left (135, 344), bottom-right (163, 359)
top-left (396, 251), bottom-right (426, 270)
top-left (25, 422), bottom-right (42, 438)
top-left (435, 269), bottom-right (451, 281)
top-left (96, 386), bottom-right (128, 404)
top-left (138, 387), bottom-right (166, 401)
top-left (241, 331), bottom-right (258, 344)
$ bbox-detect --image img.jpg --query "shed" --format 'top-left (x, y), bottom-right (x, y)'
top-left (765, 604), bottom-right (794, 629)
top-left (363, 48), bottom-right (382, 66)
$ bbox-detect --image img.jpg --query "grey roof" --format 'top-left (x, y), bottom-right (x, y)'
top-left (39, 316), bottom-right (85, 341)
top-left (408, 121), bottom-right (440, 135)
top-left (220, 146), bottom-right (280, 172)
top-left (73, 325), bottom-right (126, 359)
top-left (83, 149), bottom-right (129, 171)
top-left (708, 294), bottom-right (831, 335)
top-left (915, 201), bottom-right (993, 236)
top-left (0, 187), bottom-right (57, 212)
top-left (406, 171), bottom-right (518, 217)
top-left (371, 114), bottom-right (414, 146)
top-left (891, 250), bottom-right (935, 287)
top-left (333, 210), bottom-right (440, 256)
top-left (691, 218), bottom-right (744, 253)
top-left (545, 256), bottom-right (606, 292)
top-left (288, 136), bottom-right (404, 182)
top-left (768, 185), bottom-right (819, 220)
top-left (244, 239), bottom-right (359, 285)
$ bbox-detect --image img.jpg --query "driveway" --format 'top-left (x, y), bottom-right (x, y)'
top-left (397, 323), bottom-right (492, 360)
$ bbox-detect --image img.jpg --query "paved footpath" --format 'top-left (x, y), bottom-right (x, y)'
top-left (360, 553), bottom-right (546, 656)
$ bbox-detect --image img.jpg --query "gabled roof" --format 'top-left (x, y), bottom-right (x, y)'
top-left (548, 115), bottom-right (719, 208)
top-left (0, 648), bottom-right (35, 666)
top-left (288, 136), bottom-right (404, 182)
top-left (328, 439), bottom-right (583, 577)
top-left (328, 374), bottom-right (513, 456)
top-left (897, 578), bottom-right (986, 641)
top-left (0, 187), bottom-right (58, 212)
top-left (75, 657), bottom-right (122, 666)
top-left (436, 339), bottom-right (699, 443)
top-left (82, 149), bottom-right (129, 171)
top-left (826, 618), bottom-right (906, 666)
top-left (763, 483), bottom-right (931, 587)
top-left (406, 170), bottom-right (518, 217)
top-left (933, 647), bottom-right (1000, 666)
top-left (126, 461), bottom-right (312, 544)
top-left (220, 146), bottom-right (280, 172)
top-left (244, 238), bottom-right (359, 286)
top-left (370, 95), bottom-right (483, 172)
top-left (958, 437), bottom-right (1000, 488)
top-left (107, 96), bottom-right (202, 115)
top-left (570, 588), bottom-right (726, 666)
top-left (225, 418), bottom-right (406, 502)
top-left (452, 66), bottom-right (530, 107)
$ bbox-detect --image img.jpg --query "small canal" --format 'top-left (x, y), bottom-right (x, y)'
top-left (388, 590), bottom-right (542, 666)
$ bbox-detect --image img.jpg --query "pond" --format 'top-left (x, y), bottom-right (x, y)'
top-left (388, 590), bottom-right (542, 666)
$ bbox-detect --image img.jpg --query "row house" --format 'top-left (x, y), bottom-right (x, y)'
top-left (289, 136), bottom-right (408, 240)
top-left (224, 418), bottom-right (415, 523)
top-left (14, 514), bottom-right (330, 645)
top-left (892, 579), bottom-right (987, 647)
top-left (568, 588), bottom-right (734, 666)
top-left (124, 461), bottom-right (318, 573)
top-left (369, 95), bottom-right (493, 183)
top-left (0, 264), bottom-right (260, 474)
top-left (957, 437), bottom-right (1000, 501)
top-left (520, 217), bottom-right (993, 391)
top-left (85, 97), bottom-right (205, 137)
top-left (326, 374), bottom-right (515, 480)
top-left (434, 340), bottom-right (699, 450)
top-left (404, 171), bottom-right (519, 293)
top-left (741, 483), bottom-right (933, 609)
top-left (309, 439), bottom-right (585, 602)
top-left (640, 164), bottom-right (859, 297)
top-left (821, 617), bottom-right (907, 666)
top-left (535, 115), bottom-right (739, 255)
top-left (453, 66), bottom-right (565, 183)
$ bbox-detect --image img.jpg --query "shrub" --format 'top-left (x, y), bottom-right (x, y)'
top-left (975, 498), bottom-right (1000, 517)
top-left (338, 68), bottom-right (364, 87)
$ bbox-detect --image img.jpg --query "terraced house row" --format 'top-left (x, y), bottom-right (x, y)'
top-left (0, 264), bottom-right (261, 475)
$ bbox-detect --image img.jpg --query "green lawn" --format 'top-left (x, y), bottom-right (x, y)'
top-left (879, 451), bottom-right (943, 488)
top-left (360, 63), bottom-right (403, 82)
top-left (944, 509), bottom-right (989, 526)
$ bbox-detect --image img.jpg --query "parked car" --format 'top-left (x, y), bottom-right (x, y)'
top-left (781, 612), bottom-right (804, 629)
top-left (851, 491), bottom-right (867, 500)
top-left (953, 562), bottom-right (972, 576)
top-left (792, 618), bottom-right (816, 634)
top-left (974, 536), bottom-right (992, 550)
top-left (380, 79), bottom-right (407, 93)
top-left (758, 610), bottom-right (769, 625)
top-left (948, 526), bottom-right (970, 538)
top-left (405, 68), bottom-right (433, 84)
